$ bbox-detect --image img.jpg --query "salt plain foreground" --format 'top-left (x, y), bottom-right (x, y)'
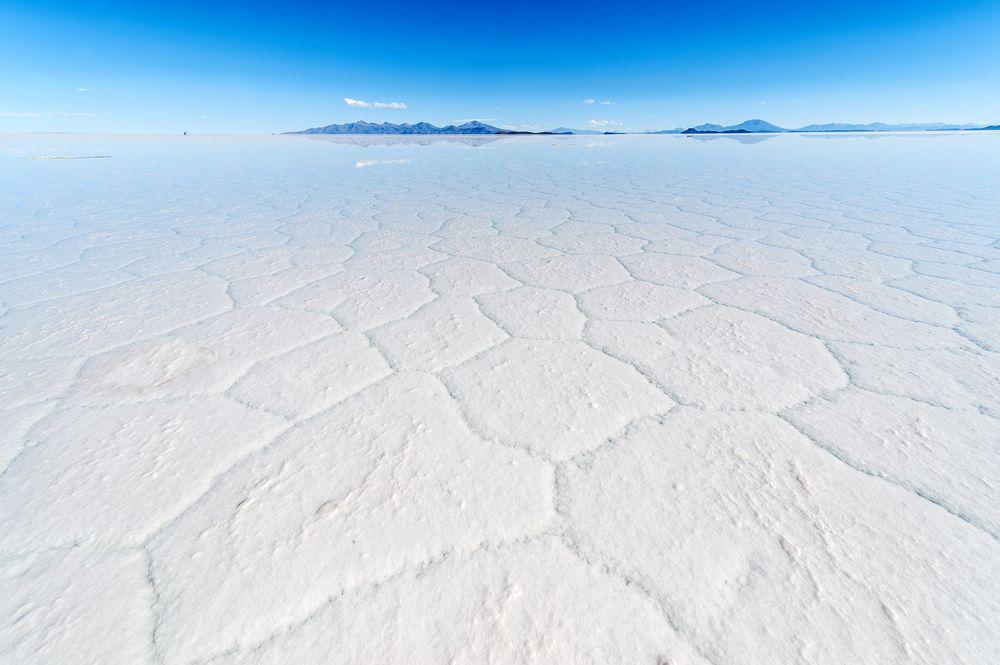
top-left (1, 132), bottom-right (999, 665)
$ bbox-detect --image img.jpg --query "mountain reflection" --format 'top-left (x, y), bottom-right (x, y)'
top-left (298, 134), bottom-right (512, 147)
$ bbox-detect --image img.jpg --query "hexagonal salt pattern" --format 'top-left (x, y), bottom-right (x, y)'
top-left (149, 373), bottom-right (553, 664)
top-left (2, 133), bottom-right (999, 665)
top-left (444, 339), bottom-right (674, 460)
top-left (208, 538), bottom-right (709, 665)
top-left (562, 409), bottom-right (1000, 665)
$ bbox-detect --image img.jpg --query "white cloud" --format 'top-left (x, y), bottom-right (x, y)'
top-left (587, 119), bottom-right (623, 127)
top-left (0, 111), bottom-right (40, 117)
top-left (53, 112), bottom-right (93, 117)
top-left (582, 98), bottom-right (595, 105)
top-left (344, 97), bottom-right (407, 109)
top-left (77, 87), bottom-right (91, 93)
top-left (600, 100), bottom-right (613, 105)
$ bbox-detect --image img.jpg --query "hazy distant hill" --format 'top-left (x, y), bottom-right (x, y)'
top-left (666, 119), bottom-right (993, 134)
top-left (793, 121), bottom-right (981, 132)
top-left (548, 127), bottom-right (604, 135)
top-left (289, 120), bottom-right (512, 135)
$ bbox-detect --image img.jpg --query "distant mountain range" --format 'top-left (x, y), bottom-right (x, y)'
top-left (681, 119), bottom-right (786, 134)
top-left (655, 119), bottom-right (991, 134)
top-left (794, 121), bottom-right (984, 132)
top-left (289, 118), bottom-right (999, 135)
top-left (549, 127), bottom-right (605, 135)
top-left (289, 120), bottom-right (554, 135)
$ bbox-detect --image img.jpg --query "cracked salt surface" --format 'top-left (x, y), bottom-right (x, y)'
top-left (1, 132), bottom-right (999, 665)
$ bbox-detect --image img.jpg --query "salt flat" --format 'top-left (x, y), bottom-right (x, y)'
top-left (1, 132), bottom-right (999, 665)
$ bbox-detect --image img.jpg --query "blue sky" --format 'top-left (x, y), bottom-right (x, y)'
top-left (2, 0), bottom-right (998, 133)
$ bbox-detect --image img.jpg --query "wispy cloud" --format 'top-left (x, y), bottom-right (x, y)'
top-left (587, 119), bottom-right (623, 127)
top-left (500, 123), bottom-right (545, 131)
top-left (77, 87), bottom-right (91, 93)
top-left (344, 97), bottom-right (407, 109)
top-left (600, 100), bottom-right (613, 105)
top-left (582, 98), bottom-right (596, 105)
top-left (1, 111), bottom-right (92, 118)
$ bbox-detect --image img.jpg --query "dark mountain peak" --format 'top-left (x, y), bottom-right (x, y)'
top-left (287, 120), bottom-right (507, 135)
top-left (683, 127), bottom-right (752, 134)
top-left (690, 119), bottom-right (785, 133)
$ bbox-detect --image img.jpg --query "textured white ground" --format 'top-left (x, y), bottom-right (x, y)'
top-left (1, 132), bottom-right (999, 665)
